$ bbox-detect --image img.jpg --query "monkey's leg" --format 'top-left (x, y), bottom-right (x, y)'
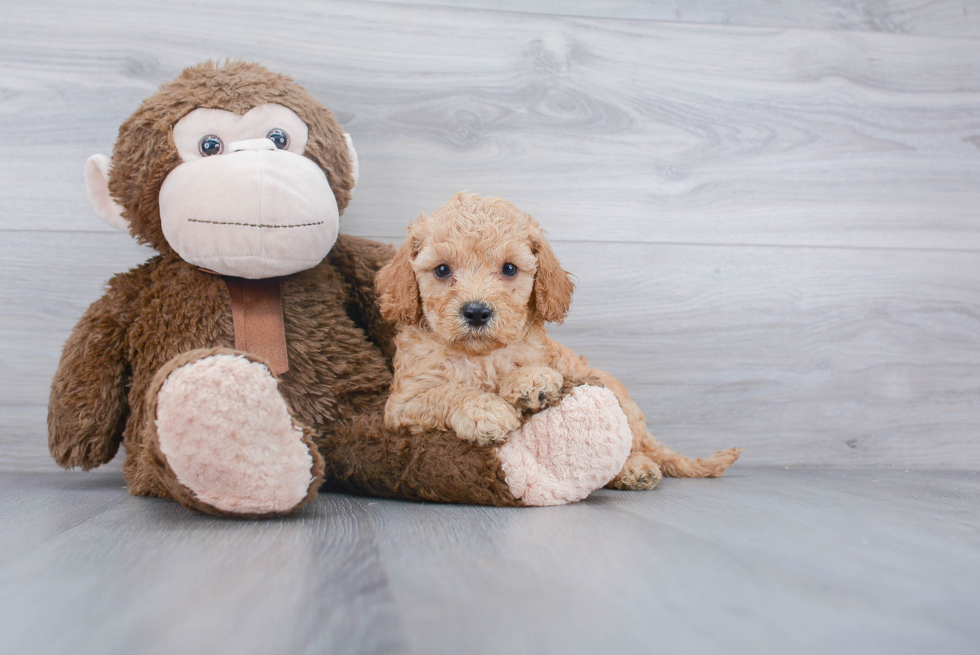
top-left (321, 384), bottom-right (632, 507)
top-left (140, 348), bottom-right (324, 518)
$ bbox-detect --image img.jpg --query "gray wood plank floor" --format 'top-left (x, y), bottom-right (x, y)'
top-left (1, 468), bottom-right (977, 655)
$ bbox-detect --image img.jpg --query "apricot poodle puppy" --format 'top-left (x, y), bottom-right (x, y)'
top-left (376, 192), bottom-right (741, 490)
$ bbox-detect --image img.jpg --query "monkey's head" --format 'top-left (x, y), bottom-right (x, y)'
top-left (86, 61), bottom-right (358, 279)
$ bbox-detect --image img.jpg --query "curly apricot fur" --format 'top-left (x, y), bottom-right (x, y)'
top-left (376, 192), bottom-right (742, 488)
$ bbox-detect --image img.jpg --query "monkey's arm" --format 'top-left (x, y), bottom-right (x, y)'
top-left (48, 271), bottom-right (139, 470)
top-left (328, 234), bottom-right (398, 361)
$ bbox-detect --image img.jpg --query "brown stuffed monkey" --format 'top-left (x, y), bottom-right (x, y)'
top-left (48, 61), bottom-right (632, 517)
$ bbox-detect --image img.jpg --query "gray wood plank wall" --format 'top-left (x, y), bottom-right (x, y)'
top-left (1, 0), bottom-right (978, 471)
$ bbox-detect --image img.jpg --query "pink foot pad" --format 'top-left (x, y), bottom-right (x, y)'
top-left (498, 385), bottom-right (632, 506)
top-left (155, 354), bottom-right (315, 515)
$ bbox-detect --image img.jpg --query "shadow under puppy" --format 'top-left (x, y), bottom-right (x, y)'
top-left (376, 192), bottom-right (741, 490)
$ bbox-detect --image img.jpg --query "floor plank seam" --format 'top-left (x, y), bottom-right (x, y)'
top-left (357, 0), bottom-right (980, 42)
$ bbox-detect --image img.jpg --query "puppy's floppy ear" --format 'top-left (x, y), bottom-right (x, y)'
top-left (376, 233), bottom-right (422, 324)
top-left (529, 223), bottom-right (574, 324)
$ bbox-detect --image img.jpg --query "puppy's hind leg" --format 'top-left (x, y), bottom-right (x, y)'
top-left (606, 390), bottom-right (741, 487)
top-left (606, 450), bottom-right (663, 490)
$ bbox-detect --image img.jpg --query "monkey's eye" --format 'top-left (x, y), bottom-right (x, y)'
top-left (266, 128), bottom-right (289, 149)
top-left (198, 135), bottom-right (223, 157)
top-left (501, 263), bottom-right (519, 277)
top-left (434, 264), bottom-right (452, 279)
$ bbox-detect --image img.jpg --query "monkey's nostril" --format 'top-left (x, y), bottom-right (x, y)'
top-left (461, 302), bottom-right (493, 327)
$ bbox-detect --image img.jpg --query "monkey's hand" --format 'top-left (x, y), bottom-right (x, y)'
top-left (499, 366), bottom-right (564, 414)
top-left (48, 273), bottom-right (135, 470)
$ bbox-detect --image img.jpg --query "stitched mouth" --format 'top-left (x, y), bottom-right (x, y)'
top-left (187, 218), bottom-right (324, 229)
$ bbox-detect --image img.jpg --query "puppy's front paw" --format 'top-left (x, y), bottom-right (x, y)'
top-left (450, 394), bottom-right (521, 446)
top-left (499, 366), bottom-right (564, 414)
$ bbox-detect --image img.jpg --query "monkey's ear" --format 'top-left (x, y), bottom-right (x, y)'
top-left (344, 133), bottom-right (359, 188)
top-left (84, 154), bottom-right (128, 230)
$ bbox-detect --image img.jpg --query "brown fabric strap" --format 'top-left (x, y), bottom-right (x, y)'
top-left (223, 277), bottom-right (289, 376)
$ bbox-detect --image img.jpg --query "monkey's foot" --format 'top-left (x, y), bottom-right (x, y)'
top-left (148, 348), bottom-right (323, 517)
top-left (498, 385), bottom-right (632, 506)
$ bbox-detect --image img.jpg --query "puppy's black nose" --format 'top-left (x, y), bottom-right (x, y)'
top-left (461, 302), bottom-right (493, 327)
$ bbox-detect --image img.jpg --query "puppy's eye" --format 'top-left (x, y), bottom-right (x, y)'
top-left (434, 264), bottom-right (452, 278)
top-left (266, 128), bottom-right (289, 149)
top-left (501, 263), bottom-right (519, 277)
top-left (199, 135), bottom-right (223, 156)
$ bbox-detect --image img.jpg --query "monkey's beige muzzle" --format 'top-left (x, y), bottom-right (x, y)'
top-left (159, 142), bottom-right (339, 279)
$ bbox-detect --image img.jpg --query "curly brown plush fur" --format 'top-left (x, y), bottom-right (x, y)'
top-left (48, 62), bottom-right (523, 514)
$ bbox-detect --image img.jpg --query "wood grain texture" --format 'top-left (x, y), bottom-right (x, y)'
top-left (0, 473), bottom-right (409, 655)
top-left (0, 406), bottom-right (70, 474)
top-left (1, 0), bottom-right (978, 472)
top-left (1, 468), bottom-right (978, 654)
top-left (1, 0), bottom-right (980, 250)
top-left (376, 0), bottom-right (980, 39)
top-left (3, 232), bottom-right (977, 470)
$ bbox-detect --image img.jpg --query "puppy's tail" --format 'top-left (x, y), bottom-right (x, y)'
top-left (645, 438), bottom-right (743, 478)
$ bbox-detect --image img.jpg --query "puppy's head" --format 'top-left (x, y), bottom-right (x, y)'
top-left (376, 192), bottom-right (574, 353)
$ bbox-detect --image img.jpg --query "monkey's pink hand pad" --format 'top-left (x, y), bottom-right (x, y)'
top-left (155, 354), bottom-right (315, 514)
top-left (498, 385), bottom-right (632, 506)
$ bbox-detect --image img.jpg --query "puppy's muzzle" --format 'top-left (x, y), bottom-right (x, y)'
top-left (461, 302), bottom-right (493, 328)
